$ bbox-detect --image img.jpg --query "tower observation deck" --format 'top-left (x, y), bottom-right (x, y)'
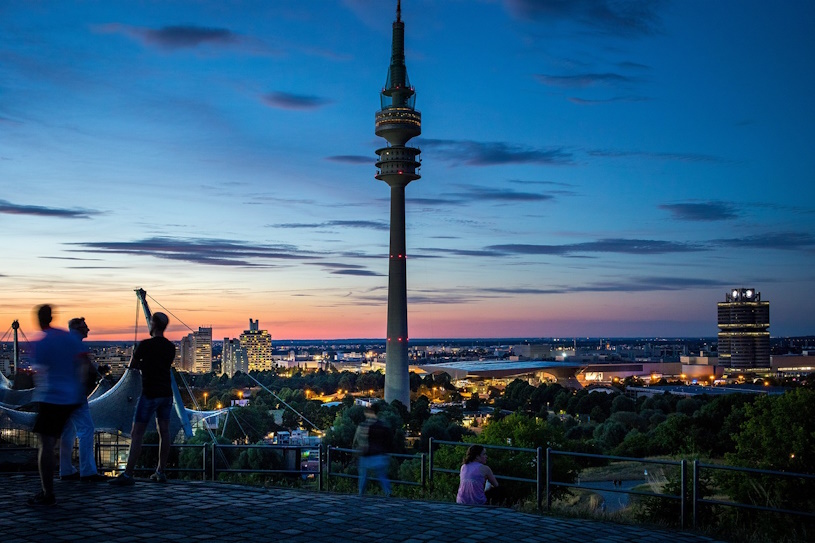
top-left (375, 0), bottom-right (421, 408)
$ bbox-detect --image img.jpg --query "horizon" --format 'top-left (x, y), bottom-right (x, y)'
top-left (3, 1), bottom-right (815, 340)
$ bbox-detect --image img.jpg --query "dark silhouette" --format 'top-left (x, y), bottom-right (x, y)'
top-left (111, 312), bottom-right (175, 486)
top-left (29, 304), bottom-right (85, 506)
top-left (353, 403), bottom-right (392, 496)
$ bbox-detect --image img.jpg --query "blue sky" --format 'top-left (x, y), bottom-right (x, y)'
top-left (2, 0), bottom-right (814, 340)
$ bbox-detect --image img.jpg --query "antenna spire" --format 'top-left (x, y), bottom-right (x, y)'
top-left (396, 0), bottom-right (401, 23)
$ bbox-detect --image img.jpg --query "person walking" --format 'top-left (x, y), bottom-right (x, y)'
top-left (59, 317), bottom-right (106, 482)
top-left (28, 305), bottom-right (85, 506)
top-left (110, 312), bottom-right (176, 486)
top-left (456, 445), bottom-right (499, 505)
top-left (353, 403), bottom-right (392, 497)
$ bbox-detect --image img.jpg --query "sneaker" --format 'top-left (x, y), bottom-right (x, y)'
top-left (27, 492), bottom-right (56, 507)
top-left (109, 473), bottom-right (135, 486)
top-left (149, 471), bottom-right (167, 483)
top-left (81, 474), bottom-right (109, 483)
top-left (60, 472), bottom-right (80, 481)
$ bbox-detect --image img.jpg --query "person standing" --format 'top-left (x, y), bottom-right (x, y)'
top-left (28, 305), bottom-right (85, 506)
top-left (456, 445), bottom-right (499, 505)
top-left (110, 312), bottom-right (175, 486)
top-left (353, 403), bottom-right (392, 497)
top-left (59, 317), bottom-right (106, 482)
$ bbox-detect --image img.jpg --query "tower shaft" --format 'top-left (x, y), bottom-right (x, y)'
top-left (376, 1), bottom-right (421, 409)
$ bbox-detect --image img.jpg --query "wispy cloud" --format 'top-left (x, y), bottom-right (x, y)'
top-left (420, 139), bottom-right (573, 166)
top-left (485, 276), bottom-right (728, 295)
top-left (660, 201), bottom-right (739, 221)
top-left (330, 269), bottom-right (384, 277)
top-left (69, 237), bottom-right (318, 267)
top-left (444, 185), bottom-right (556, 203)
top-left (261, 92), bottom-right (331, 110)
top-left (488, 238), bottom-right (705, 256)
top-left (536, 72), bottom-right (634, 88)
top-left (568, 96), bottom-right (649, 105)
top-left (271, 220), bottom-right (388, 231)
top-left (713, 232), bottom-right (815, 250)
top-left (0, 200), bottom-right (99, 219)
top-left (325, 155), bottom-right (371, 164)
top-left (588, 149), bottom-right (722, 163)
top-left (504, 0), bottom-right (663, 37)
top-left (95, 24), bottom-right (238, 50)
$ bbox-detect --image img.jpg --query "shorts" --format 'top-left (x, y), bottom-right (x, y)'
top-left (33, 402), bottom-right (81, 438)
top-left (133, 396), bottom-right (173, 425)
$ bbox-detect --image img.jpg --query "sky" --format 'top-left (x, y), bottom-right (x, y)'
top-left (2, 0), bottom-right (815, 342)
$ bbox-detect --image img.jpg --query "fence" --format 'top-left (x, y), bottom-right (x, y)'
top-left (325, 446), bottom-right (426, 489)
top-left (3, 429), bottom-right (813, 528)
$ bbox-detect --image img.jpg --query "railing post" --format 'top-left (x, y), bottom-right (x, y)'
top-left (210, 442), bottom-right (216, 482)
top-left (326, 446), bottom-right (332, 489)
top-left (546, 447), bottom-right (554, 510)
top-left (536, 447), bottom-right (542, 510)
top-left (428, 438), bottom-right (434, 485)
top-left (680, 459), bottom-right (687, 529)
top-left (420, 453), bottom-right (426, 489)
top-left (318, 444), bottom-right (323, 492)
top-left (692, 460), bottom-right (699, 529)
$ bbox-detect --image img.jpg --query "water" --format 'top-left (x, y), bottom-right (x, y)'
top-left (577, 479), bottom-right (645, 513)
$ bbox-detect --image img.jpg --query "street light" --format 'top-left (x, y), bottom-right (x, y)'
top-left (203, 392), bottom-right (208, 410)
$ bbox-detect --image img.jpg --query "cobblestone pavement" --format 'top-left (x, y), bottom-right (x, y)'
top-left (2, 474), bottom-right (726, 543)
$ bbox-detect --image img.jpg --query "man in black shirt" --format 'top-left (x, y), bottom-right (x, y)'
top-left (353, 403), bottom-right (393, 496)
top-left (111, 312), bottom-right (176, 486)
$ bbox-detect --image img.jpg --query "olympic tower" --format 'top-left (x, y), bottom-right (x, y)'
top-left (375, 0), bottom-right (421, 408)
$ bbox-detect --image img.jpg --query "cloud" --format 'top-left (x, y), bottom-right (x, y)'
top-left (325, 155), bottom-right (371, 164)
top-left (271, 220), bottom-right (388, 231)
top-left (69, 237), bottom-right (318, 267)
top-left (488, 238), bottom-right (705, 256)
top-left (588, 149), bottom-right (722, 163)
top-left (0, 200), bottom-right (99, 219)
top-left (331, 269), bottom-right (384, 277)
top-left (261, 92), bottom-right (331, 110)
top-left (420, 139), bottom-right (573, 166)
top-left (96, 24), bottom-right (238, 50)
top-left (713, 232), bottom-right (815, 250)
top-left (504, 0), bottom-right (663, 37)
top-left (418, 247), bottom-right (506, 258)
top-left (660, 202), bottom-right (739, 221)
top-left (536, 72), bottom-right (634, 88)
top-left (568, 96), bottom-right (649, 105)
top-left (485, 276), bottom-right (728, 295)
top-left (444, 185), bottom-right (556, 203)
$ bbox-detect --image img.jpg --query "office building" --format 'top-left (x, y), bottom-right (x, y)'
top-left (717, 288), bottom-right (770, 371)
top-left (222, 338), bottom-right (248, 377)
top-left (240, 318), bottom-right (273, 372)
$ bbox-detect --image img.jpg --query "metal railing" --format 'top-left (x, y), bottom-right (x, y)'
top-left (4, 426), bottom-right (814, 529)
top-left (326, 446), bottom-right (426, 488)
top-left (210, 443), bottom-right (322, 488)
top-left (692, 460), bottom-right (815, 526)
top-left (547, 449), bottom-right (687, 527)
top-left (428, 438), bottom-right (544, 506)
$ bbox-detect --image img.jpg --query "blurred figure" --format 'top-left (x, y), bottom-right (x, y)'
top-left (110, 312), bottom-right (175, 486)
top-left (456, 445), bottom-right (498, 505)
top-left (353, 403), bottom-right (392, 497)
top-left (59, 317), bottom-right (106, 482)
top-left (29, 305), bottom-right (85, 506)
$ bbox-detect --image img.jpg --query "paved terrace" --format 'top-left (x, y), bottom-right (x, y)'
top-left (2, 474), bottom-right (726, 543)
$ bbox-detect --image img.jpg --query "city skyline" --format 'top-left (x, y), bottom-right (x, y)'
top-left (3, 1), bottom-right (815, 341)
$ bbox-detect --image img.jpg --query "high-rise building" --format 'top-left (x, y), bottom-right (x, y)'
top-left (190, 327), bottom-right (213, 374)
top-left (222, 338), bottom-right (248, 377)
top-left (240, 319), bottom-right (273, 372)
top-left (375, 0), bottom-right (421, 408)
top-left (717, 288), bottom-right (770, 371)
